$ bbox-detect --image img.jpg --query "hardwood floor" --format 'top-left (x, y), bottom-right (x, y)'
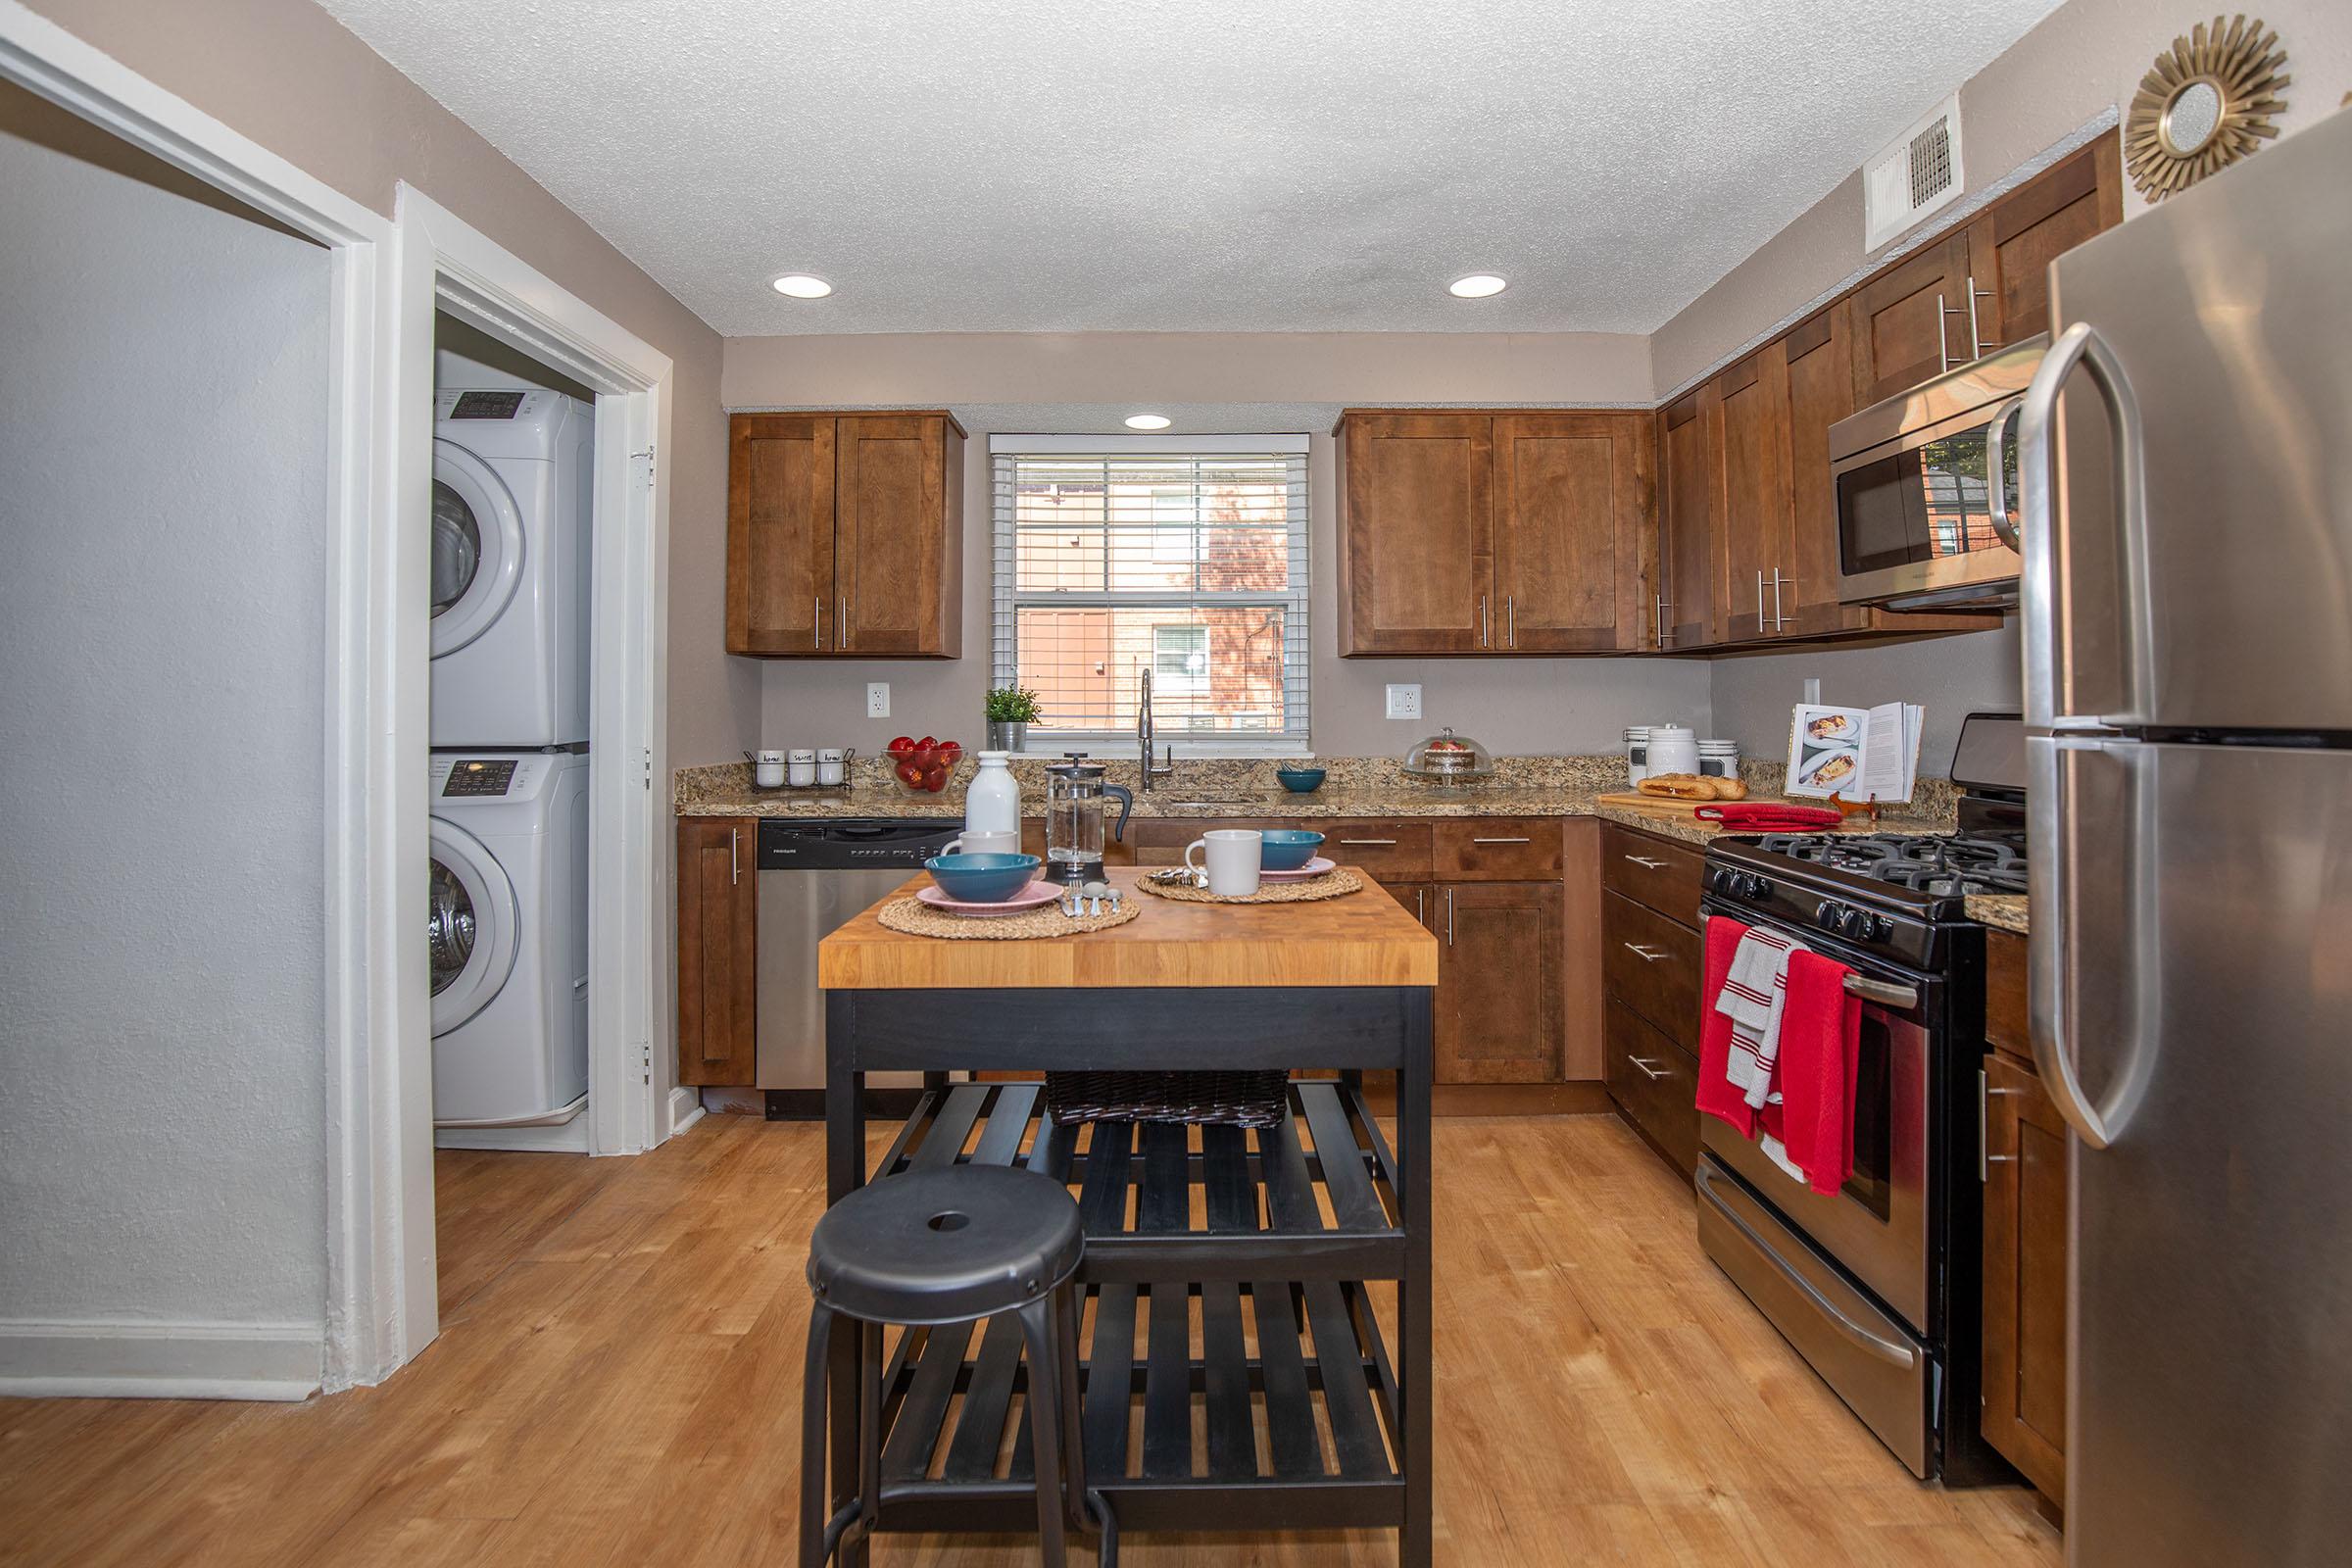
top-left (0, 1114), bottom-right (2060, 1567)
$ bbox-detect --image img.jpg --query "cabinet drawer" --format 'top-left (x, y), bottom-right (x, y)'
top-left (1434, 817), bottom-right (1562, 881)
top-left (1602, 891), bottom-right (1701, 1049)
top-left (1606, 1001), bottom-right (1699, 1178)
top-left (1315, 820), bottom-right (1434, 882)
top-left (1600, 824), bottom-right (1705, 928)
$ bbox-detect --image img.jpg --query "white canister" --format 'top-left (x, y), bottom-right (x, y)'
top-left (751, 749), bottom-right (786, 789)
top-left (1623, 726), bottom-right (1652, 785)
top-left (1646, 724), bottom-right (1699, 778)
top-left (1697, 740), bottom-right (1740, 782)
top-left (787, 748), bottom-right (816, 787)
top-left (816, 747), bottom-right (847, 787)
top-left (963, 751), bottom-right (1021, 836)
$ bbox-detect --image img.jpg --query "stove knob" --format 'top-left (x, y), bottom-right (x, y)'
top-left (1838, 907), bottom-right (1883, 941)
top-left (1813, 900), bottom-right (1841, 931)
top-left (1707, 867), bottom-right (1731, 894)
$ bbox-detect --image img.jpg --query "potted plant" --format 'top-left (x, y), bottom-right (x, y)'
top-left (984, 686), bottom-right (1040, 752)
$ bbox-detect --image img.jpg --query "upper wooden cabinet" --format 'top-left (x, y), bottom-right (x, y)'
top-left (1337, 409), bottom-right (1651, 656)
top-left (1963, 137), bottom-right (2125, 357)
top-left (1655, 391), bottom-right (1717, 651)
top-left (1710, 343), bottom-right (1796, 643)
top-left (726, 411), bottom-right (964, 658)
top-left (1850, 230), bottom-right (1978, 407)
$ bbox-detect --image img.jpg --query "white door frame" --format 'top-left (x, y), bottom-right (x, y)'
top-left (0, 2), bottom-right (678, 1395)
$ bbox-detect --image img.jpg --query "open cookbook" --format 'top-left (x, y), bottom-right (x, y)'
top-left (1785, 702), bottom-right (1924, 803)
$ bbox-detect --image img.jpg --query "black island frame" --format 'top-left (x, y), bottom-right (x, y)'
top-left (823, 983), bottom-right (1434, 1566)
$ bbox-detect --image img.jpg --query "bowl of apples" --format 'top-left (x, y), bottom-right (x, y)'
top-left (885, 735), bottom-right (962, 795)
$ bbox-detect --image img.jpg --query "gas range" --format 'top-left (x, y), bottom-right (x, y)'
top-left (1704, 828), bottom-right (2021, 972)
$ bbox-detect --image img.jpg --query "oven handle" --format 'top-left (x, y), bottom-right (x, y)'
top-left (1696, 1164), bottom-right (1920, 1370)
top-left (1842, 973), bottom-right (1918, 1010)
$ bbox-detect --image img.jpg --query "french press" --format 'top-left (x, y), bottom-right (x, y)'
top-left (1042, 754), bottom-right (1133, 886)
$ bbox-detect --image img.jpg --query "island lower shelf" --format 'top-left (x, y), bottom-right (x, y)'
top-left (862, 1076), bottom-right (1407, 1531)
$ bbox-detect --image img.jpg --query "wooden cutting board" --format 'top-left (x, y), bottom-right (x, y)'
top-left (1593, 790), bottom-right (1795, 817)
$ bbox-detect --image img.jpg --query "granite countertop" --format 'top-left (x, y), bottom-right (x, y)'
top-left (675, 757), bottom-right (1958, 852)
top-left (1966, 895), bottom-right (2031, 936)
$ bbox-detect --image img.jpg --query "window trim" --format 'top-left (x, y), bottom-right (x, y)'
top-left (989, 433), bottom-right (1310, 758)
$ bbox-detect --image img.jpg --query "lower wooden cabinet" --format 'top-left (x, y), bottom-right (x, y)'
top-left (1604, 1001), bottom-right (1699, 1176)
top-left (1983, 1043), bottom-right (2071, 1499)
top-left (676, 816), bottom-right (757, 1087)
top-left (1434, 881), bottom-right (1562, 1084)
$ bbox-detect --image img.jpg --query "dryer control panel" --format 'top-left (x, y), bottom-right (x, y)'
top-left (438, 758), bottom-right (519, 798)
top-left (429, 755), bottom-right (573, 800)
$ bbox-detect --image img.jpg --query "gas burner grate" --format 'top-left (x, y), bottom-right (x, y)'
top-left (1746, 832), bottom-right (2028, 899)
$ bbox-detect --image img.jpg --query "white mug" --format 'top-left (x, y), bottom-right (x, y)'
top-left (816, 746), bottom-right (847, 787)
top-left (787, 749), bottom-right (816, 787)
top-left (752, 749), bottom-right (786, 788)
top-left (1185, 829), bottom-right (1263, 897)
top-left (942, 829), bottom-right (1020, 858)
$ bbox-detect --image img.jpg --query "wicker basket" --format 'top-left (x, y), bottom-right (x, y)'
top-left (1043, 1069), bottom-right (1291, 1129)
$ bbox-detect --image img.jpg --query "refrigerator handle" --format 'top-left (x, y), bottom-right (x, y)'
top-left (1983, 394), bottom-right (2025, 552)
top-left (2027, 737), bottom-right (2160, 1152)
top-left (2017, 320), bottom-right (2146, 730)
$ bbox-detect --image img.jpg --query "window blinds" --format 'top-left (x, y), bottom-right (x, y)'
top-left (990, 435), bottom-right (1310, 750)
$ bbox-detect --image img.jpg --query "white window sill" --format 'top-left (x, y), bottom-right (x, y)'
top-left (1016, 739), bottom-right (1313, 761)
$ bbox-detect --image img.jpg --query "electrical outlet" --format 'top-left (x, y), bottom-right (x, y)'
top-left (866, 682), bottom-right (890, 719)
top-left (1385, 683), bottom-right (1422, 721)
top-left (1802, 677), bottom-right (1823, 706)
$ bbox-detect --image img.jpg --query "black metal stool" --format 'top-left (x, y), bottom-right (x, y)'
top-left (800, 1163), bottom-right (1115, 1566)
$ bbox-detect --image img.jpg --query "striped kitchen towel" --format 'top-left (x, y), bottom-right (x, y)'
top-left (1715, 922), bottom-right (1804, 1109)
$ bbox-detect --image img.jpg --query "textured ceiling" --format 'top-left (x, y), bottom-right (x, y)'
top-left (321, 0), bottom-right (2064, 337)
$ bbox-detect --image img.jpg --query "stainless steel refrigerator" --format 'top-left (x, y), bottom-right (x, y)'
top-left (2016, 107), bottom-right (2352, 1565)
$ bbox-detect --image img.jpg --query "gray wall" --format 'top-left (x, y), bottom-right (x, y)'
top-left (0, 86), bottom-right (331, 1358)
top-left (1708, 622), bottom-right (2021, 779)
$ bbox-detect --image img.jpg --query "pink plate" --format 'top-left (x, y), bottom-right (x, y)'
top-left (1259, 857), bottom-right (1338, 882)
top-left (915, 880), bottom-right (1062, 917)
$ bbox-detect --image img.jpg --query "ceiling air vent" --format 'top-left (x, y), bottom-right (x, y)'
top-left (1864, 94), bottom-right (1965, 252)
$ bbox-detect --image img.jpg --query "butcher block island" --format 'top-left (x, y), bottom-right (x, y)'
top-left (816, 865), bottom-right (1440, 1564)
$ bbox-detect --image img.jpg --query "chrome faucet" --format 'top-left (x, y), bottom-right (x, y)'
top-left (1138, 666), bottom-right (1175, 791)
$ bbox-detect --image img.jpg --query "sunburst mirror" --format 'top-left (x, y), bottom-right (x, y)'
top-left (2125, 15), bottom-right (2291, 200)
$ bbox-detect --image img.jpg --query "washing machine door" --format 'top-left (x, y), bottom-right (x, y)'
top-left (428, 818), bottom-right (519, 1037)
top-left (430, 439), bottom-right (525, 658)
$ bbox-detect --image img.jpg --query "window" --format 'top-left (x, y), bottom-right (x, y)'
top-left (990, 435), bottom-right (1309, 753)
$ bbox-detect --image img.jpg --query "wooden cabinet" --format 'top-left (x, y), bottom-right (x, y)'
top-left (1710, 343), bottom-right (1796, 643)
top-left (676, 816), bottom-right (757, 1087)
top-left (1436, 880), bottom-right (1562, 1084)
top-left (1849, 231), bottom-right (1978, 406)
top-left (1981, 928), bottom-right (2068, 1502)
top-left (1337, 409), bottom-right (1651, 655)
top-left (1964, 138), bottom-right (2124, 359)
top-left (1599, 822), bottom-right (1705, 1173)
top-left (1655, 391), bottom-right (1717, 650)
top-left (1492, 414), bottom-right (1652, 652)
top-left (726, 411), bottom-right (964, 658)
top-left (1780, 303), bottom-right (1870, 639)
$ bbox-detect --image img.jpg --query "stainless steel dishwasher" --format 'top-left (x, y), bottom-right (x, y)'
top-left (755, 817), bottom-right (960, 1115)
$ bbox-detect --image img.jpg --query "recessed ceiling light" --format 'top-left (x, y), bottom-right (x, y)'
top-left (1124, 413), bottom-right (1172, 430)
top-left (1448, 274), bottom-right (1507, 299)
top-left (771, 273), bottom-right (833, 299)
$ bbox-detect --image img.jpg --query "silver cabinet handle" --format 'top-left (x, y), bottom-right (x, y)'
top-left (812, 595), bottom-right (823, 650)
top-left (1506, 594), bottom-right (1515, 647)
top-left (728, 827), bottom-right (740, 885)
top-left (1415, 887), bottom-right (1425, 923)
top-left (1695, 1165), bottom-right (1920, 1370)
top-left (1471, 836), bottom-right (1531, 844)
top-left (1841, 973), bottom-right (1918, 1009)
top-left (1479, 595), bottom-right (1490, 648)
top-left (1983, 393), bottom-right (2027, 554)
top-left (1627, 1055), bottom-right (1672, 1082)
top-left (1756, 569), bottom-right (1766, 627)
top-left (1654, 594), bottom-right (1673, 648)
top-left (1621, 942), bottom-right (1668, 962)
top-left (2017, 320), bottom-right (2146, 731)
top-left (837, 594), bottom-right (848, 650)
top-left (1338, 838), bottom-right (1396, 846)
top-left (1621, 854), bottom-right (1669, 869)
top-left (1967, 274), bottom-right (1994, 362)
top-left (1770, 568), bottom-right (1788, 632)
top-left (1445, 887), bottom-right (1454, 947)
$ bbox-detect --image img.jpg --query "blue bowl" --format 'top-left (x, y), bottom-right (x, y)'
top-left (1258, 829), bottom-right (1326, 871)
top-left (1275, 767), bottom-right (1327, 794)
top-left (925, 852), bottom-right (1042, 904)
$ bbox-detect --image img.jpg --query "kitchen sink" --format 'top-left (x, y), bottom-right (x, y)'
top-left (1156, 797), bottom-right (1257, 808)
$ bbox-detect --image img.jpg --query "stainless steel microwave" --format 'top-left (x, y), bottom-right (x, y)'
top-left (1830, 334), bottom-right (2045, 611)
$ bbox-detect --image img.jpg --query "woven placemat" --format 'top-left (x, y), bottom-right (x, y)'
top-left (874, 895), bottom-right (1141, 940)
top-left (1136, 867), bottom-right (1365, 905)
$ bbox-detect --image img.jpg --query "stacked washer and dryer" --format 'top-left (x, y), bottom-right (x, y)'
top-left (426, 387), bottom-right (593, 1145)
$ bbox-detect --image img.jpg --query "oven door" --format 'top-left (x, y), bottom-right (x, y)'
top-left (1695, 923), bottom-right (1934, 1333)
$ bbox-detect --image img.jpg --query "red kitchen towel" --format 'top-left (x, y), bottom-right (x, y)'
top-left (1775, 951), bottom-right (1865, 1196)
top-left (1693, 804), bottom-right (1845, 830)
top-left (1694, 916), bottom-right (1759, 1138)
